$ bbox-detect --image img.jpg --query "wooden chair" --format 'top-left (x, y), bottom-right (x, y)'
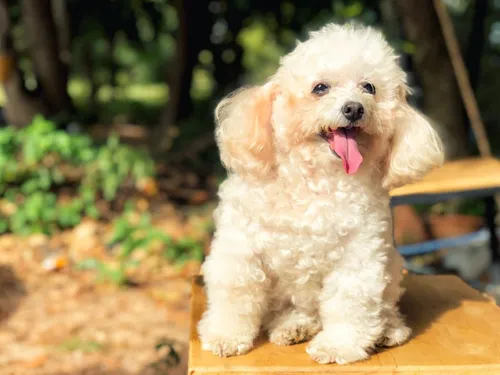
top-left (390, 0), bottom-right (500, 271)
top-left (189, 275), bottom-right (500, 375)
top-left (390, 157), bottom-right (500, 262)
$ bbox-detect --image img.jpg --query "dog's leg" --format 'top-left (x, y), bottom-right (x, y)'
top-left (198, 233), bottom-right (269, 357)
top-left (267, 307), bottom-right (321, 346)
top-left (265, 280), bottom-right (322, 346)
top-left (306, 235), bottom-right (391, 365)
top-left (377, 307), bottom-right (412, 347)
top-left (377, 249), bottom-right (412, 347)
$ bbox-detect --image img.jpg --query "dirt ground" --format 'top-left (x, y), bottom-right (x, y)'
top-left (0, 205), bottom-right (213, 375)
top-left (1, 196), bottom-right (498, 375)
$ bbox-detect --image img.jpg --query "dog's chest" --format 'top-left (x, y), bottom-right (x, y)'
top-left (250, 177), bottom-right (382, 275)
top-left (220, 174), bottom-right (390, 277)
top-left (255, 175), bottom-right (375, 236)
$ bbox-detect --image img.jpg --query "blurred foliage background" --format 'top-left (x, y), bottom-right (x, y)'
top-left (0, 0), bottom-right (499, 251)
top-left (1, 0), bottom-right (499, 152)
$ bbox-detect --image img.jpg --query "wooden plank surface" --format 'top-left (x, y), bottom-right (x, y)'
top-left (189, 275), bottom-right (500, 374)
top-left (390, 157), bottom-right (500, 197)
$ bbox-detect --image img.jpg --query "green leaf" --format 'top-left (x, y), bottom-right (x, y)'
top-left (107, 133), bottom-right (120, 149)
top-left (103, 174), bottom-right (120, 201)
top-left (59, 338), bottom-right (104, 353)
top-left (164, 246), bottom-right (180, 261)
top-left (38, 168), bottom-right (53, 190)
top-left (341, 1), bottom-right (363, 18)
top-left (41, 206), bottom-right (57, 222)
top-left (150, 230), bottom-right (173, 245)
top-left (0, 218), bottom-right (8, 234)
top-left (139, 212), bottom-right (151, 227)
top-left (191, 245), bottom-right (205, 262)
top-left (120, 236), bottom-right (149, 258)
top-left (101, 264), bottom-right (128, 285)
top-left (402, 41), bottom-right (416, 55)
top-left (85, 205), bottom-right (100, 219)
top-left (29, 115), bottom-right (57, 134)
top-left (108, 217), bottom-right (133, 245)
top-left (76, 258), bottom-right (102, 270)
top-left (51, 169), bottom-right (65, 184)
top-left (124, 259), bottom-right (141, 268)
top-left (21, 179), bottom-right (40, 195)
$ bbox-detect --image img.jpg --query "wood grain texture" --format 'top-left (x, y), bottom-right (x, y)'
top-left (390, 158), bottom-right (500, 197)
top-left (189, 275), bottom-right (500, 375)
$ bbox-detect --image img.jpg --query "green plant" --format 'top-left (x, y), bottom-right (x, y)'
top-left (0, 115), bottom-right (155, 235)
top-left (58, 337), bottom-right (104, 353)
top-left (164, 237), bottom-right (204, 265)
top-left (77, 209), bottom-right (204, 286)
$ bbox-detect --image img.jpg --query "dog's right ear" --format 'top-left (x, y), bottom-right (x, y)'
top-left (215, 83), bottom-right (277, 180)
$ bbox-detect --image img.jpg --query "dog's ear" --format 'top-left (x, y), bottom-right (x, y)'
top-left (382, 87), bottom-right (444, 190)
top-left (215, 83), bottom-right (277, 180)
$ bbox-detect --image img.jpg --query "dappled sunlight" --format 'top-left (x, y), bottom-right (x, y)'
top-left (1, 0), bottom-right (500, 373)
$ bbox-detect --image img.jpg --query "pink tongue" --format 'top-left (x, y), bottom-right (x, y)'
top-left (329, 128), bottom-right (363, 175)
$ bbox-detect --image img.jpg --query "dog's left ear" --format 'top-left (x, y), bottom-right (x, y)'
top-left (383, 87), bottom-right (444, 190)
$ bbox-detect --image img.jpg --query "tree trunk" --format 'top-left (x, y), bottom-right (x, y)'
top-left (51, 0), bottom-right (72, 68)
top-left (22, 0), bottom-right (72, 115)
top-left (393, 0), bottom-right (469, 160)
top-left (0, 0), bottom-right (48, 126)
top-left (464, 0), bottom-right (488, 153)
top-left (150, 0), bottom-right (211, 157)
top-left (466, 0), bottom-right (487, 92)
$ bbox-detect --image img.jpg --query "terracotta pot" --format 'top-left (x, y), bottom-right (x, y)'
top-left (427, 214), bottom-right (484, 239)
top-left (393, 205), bottom-right (430, 246)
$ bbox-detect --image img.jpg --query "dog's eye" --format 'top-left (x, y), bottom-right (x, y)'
top-left (361, 82), bottom-right (376, 95)
top-left (312, 83), bottom-right (330, 96)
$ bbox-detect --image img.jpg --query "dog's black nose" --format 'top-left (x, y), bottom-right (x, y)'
top-left (341, 101), bottom-right (364, 122)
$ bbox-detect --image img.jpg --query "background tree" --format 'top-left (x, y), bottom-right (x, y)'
top-left (150, 0), bottom-right (212, 156)
top-left (22, 0), bottom-right (72, 115)
top-left (0, 0), bottom-right (48, 126)
top-left (393, 0), bottom-right (470, 160)
top-left (0, 0), bottom-right (498, 159)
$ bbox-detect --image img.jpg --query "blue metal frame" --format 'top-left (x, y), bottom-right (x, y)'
top-left (397, 229), bottom-right (488, 256)
top-left (391, 187), bottom-right (500, 257)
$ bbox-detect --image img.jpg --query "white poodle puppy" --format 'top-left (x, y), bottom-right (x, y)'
top-left (198, 22), bottom-right (444, 364)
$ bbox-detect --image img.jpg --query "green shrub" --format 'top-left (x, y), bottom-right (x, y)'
top-left (77, 208), bottom-right (204, 286)
top-left (0, 115), bottom-right (155, 235)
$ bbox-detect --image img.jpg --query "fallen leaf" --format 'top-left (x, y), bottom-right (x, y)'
top-left (137, 177), bottom-right (159, 197)
top-left (23, 354), bottom-right (48, 369)
top-left (42, 254), bottom-right (70, 272)
top-left (189, 190), bottom-right (209, 204)
top-left (136, 198), bottom-right (150, 211)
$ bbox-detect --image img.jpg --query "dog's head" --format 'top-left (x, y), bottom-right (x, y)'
top-left (215, 23), bottom-right (444, 189)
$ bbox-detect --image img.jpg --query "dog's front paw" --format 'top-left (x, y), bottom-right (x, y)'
top-left (306, 330), bottom-right (370, 364)
top-left (377, 323), bottom-right (412, 347)
top-left (269, 322), bottom-right (318, 346)
top-left (198, 313), bottom-right (256, 357)
top-left (201, 338), bottom-right (253, 357)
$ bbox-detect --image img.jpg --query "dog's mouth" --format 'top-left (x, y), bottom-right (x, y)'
top-left (319, 127), bottom-right (363, 175)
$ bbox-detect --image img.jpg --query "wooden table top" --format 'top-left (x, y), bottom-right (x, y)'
top-left (189, 275), bottom-right (500, 374)
top-left (390, 157), bottom-right (500, 197)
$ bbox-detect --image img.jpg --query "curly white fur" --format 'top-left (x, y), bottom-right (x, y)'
top-left (198, 23), bottom-right (444, 364)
